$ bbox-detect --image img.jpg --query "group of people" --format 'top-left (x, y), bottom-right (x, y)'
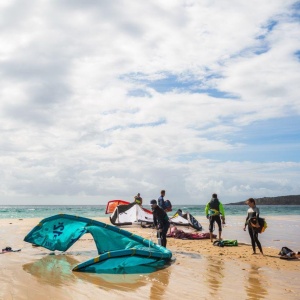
top-left (133, 191), bottom-right (264, 255)
top-left (133, 190), bottom-right (170, 247)
top-left (205, 194), bottom-right (263, 254)
top-left (133, 190), bottom-right (169, 210)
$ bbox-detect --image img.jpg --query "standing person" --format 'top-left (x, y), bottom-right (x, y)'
top-left (243, 198), bottom-right (263, 255)
top-left (205, 193), bottom-right (225, 242)
top-left (150, 199), bottom-right (170, 247)
top-left (158, 190), bottom-right (167, 211)
top-left (134, 193), bottom-right (143, 205)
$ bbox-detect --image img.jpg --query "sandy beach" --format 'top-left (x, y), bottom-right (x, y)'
top-left (0, 217), bottom-right (299, 300)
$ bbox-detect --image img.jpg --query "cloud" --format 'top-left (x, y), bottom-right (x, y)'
top-left (0, 0), bottom-right (299, 204)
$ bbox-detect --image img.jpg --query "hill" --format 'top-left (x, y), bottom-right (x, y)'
top-left (226, 195), bottom-right (300, 205)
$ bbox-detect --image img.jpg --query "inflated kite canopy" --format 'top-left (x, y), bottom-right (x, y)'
top-left (109, 201), bottom-right (154, 226)
top-left (24, 214), bottom-right (172, 274)
top-left (105, 199), bottom-right (131, 214)
top-left (169, 210), bottom-right (202, 231)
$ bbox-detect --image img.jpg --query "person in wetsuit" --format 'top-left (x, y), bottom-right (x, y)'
top-left (243, 198), bottom-right (263, 255)
top-left (158, 190), bottom-right (167, 211)
top-left (150, 199), bottom-right (170, 247)
top-left (134, 193), bottom-right (143, 205)
top-left (205, 193), bottom-right (225, 242)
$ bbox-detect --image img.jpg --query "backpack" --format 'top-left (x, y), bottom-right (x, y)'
top-left (165, 200), bottom-right (172, 212)
top-left (208, 198), bottom-right (220, 216)
top-left (209, 198), bottom-right (219, 210)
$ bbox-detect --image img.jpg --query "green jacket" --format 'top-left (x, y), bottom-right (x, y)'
top-left (134, 196), bottom-right (142, 205)
top-left (205, 198), bottom-right (225, 217)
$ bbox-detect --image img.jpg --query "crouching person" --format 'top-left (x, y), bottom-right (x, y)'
top-left (150, 199), bottom-right (170, 247)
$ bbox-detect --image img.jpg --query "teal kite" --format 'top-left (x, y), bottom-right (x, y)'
top-left (24, 214), bottom-right (172, 274)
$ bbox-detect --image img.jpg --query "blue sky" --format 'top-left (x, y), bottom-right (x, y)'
top-left (203, 116), bottom-right (300, 162)
top-left (0, 0), bottom-right (299, 205)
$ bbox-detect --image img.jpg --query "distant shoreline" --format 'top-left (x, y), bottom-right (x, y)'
top-left (226, 203), bottom-right (300, 205)
top-left (226, 195), bottom-right (300, 205)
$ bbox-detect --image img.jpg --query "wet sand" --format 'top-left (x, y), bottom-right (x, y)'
top-left (0, 217), bottom-right (299, 300)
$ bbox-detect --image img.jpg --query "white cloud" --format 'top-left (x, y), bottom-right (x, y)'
top-left (0, 0), bottom-right (299, 204)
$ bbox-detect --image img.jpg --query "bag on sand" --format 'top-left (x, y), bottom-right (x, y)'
top-left (213, 240), bottom-right (238, 247)
top-left (278, 247), bottom-right (299, 260)
top-left (278, 246), bottom-right (294, 256)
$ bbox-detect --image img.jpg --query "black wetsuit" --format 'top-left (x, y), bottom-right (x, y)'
top-left (245, 206), bottom-right (263, 254)
top-left (152, 206), bottom-right (170, 247)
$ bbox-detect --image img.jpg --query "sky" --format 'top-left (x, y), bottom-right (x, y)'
top-left (0, 0), bottom-right (300, 205)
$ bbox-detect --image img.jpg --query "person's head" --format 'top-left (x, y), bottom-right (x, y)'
top-left (137, 193), bottom-right (140, 197)
top-left (150, 199), bottom-right (157, 209)
top-left (212, 193), bottom-right (218, 199)
top-left (161, 190), bottom-right (165, 196)
top-left (246, 198), bottom-right (256, 207)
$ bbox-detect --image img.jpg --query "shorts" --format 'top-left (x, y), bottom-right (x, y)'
top-left (209, 215), bottom-right (222, 232)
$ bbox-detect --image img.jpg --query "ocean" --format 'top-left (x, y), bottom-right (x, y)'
top-left (1, 204), bottom-right (299, 219)
top-left (1, 204), bottom-right (299, 250)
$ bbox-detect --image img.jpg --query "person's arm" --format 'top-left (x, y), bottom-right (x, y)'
top-left (219, 202), bottom-right (225, 217)
top-left (244, 210), bottom-right (249, 231)
top-left (219, 203), bottom-right (225, 224)
top-left (156, 209), bottom-right (165, 230)
top-left (153, 210), bottom-right (158, 227)
top-left (205, 203), bottom-right (209, 218)
top-left (158, 197), bottom-right (162, 208)
top-left (163, 211), bottom-right (169, 222)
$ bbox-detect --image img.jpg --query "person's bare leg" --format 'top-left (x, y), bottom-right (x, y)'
top-left (219, 231), bottom-right (222, 240)
top-left (210, 232), bottom-right (213, 242)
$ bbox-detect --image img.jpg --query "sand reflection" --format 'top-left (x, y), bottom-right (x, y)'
top-left (23, 254), bottom-right (171, 297)
top-left (245, 265), bottom-right (268, 300)
top-left (149, 267), bottom-right (171, 300)
top-left (75, 265), bottom-right (171, 297)
top-left (23, 254), bottom-right (78, 286)
top-left (205, 256), bottom-right (225, 297)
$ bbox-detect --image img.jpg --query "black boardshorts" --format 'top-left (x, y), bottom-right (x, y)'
top-left (209, 215), bottom-right (222, 232)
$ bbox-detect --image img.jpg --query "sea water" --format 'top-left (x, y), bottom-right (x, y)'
top-left (1, 204), bottom-right (299, 250)
top-left (1, 204), bottom-right (299, 219)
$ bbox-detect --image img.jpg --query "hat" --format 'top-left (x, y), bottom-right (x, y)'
top-left (150, 199), bottom-right (157, 205)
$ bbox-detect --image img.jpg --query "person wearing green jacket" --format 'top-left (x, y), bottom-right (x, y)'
top-left (205, 193), bottom-right (225, 242)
